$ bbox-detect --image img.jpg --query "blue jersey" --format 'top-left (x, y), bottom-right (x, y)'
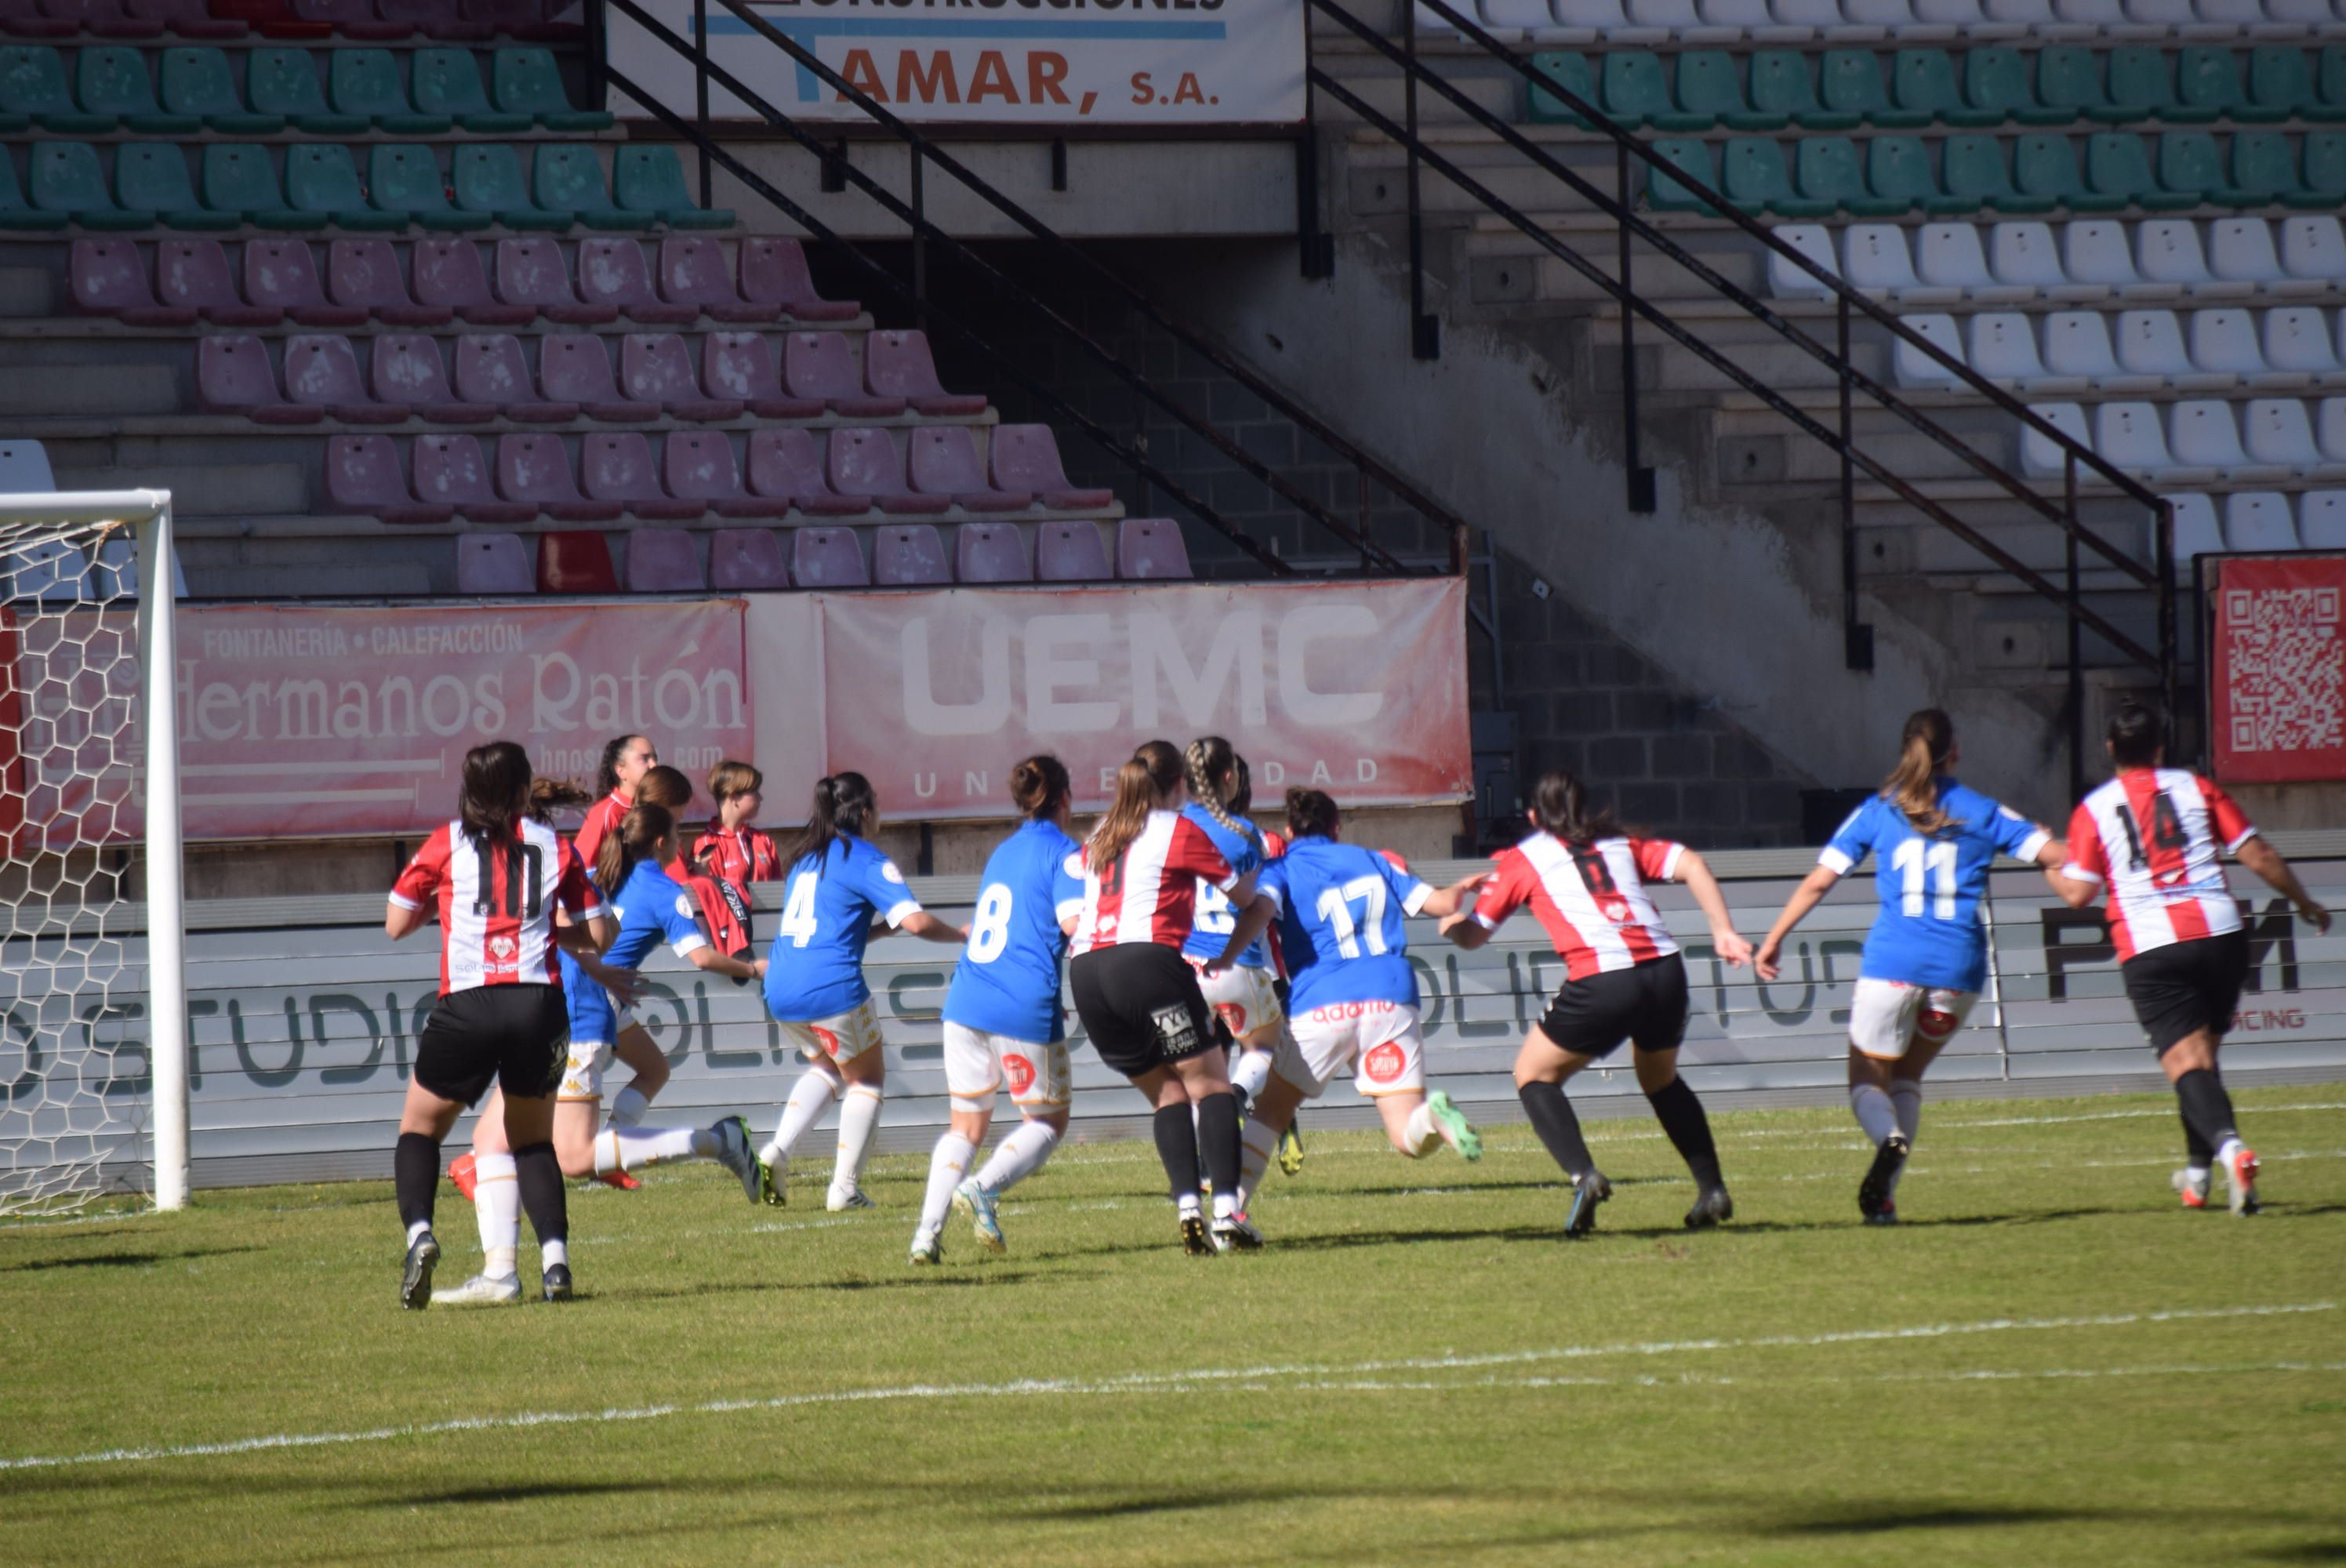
top-left (1178, 804), bottom-right (1269, 969)
top-left (562, 861), bottom-right (707, 1045)
top-left (762, 836), bottom-right (922, 1022)
top-left (1258, 839), bottom-right (1435, 1014)
top-left (1821, 781), bottom-right (2052, 993)
top-left (942, 818), bottom-right (1086, 1046)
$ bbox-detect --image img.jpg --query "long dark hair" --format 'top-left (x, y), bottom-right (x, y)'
top-left (786, 771), bottom-right (877, 873)
top-left (2108, 702), bottom-right (2166, 769)
top-left (595, 733), bottom-right (648, 797)
top-left (1088, 742), bottom-right (1182, 873)
top-left (595, 802), bottom-right (674, 895)
top-left (459, 740), bottom-right (534, 847)
top-left (1285, 787), bottom-right (1339, 842)
top-left (1883, 708), bottom-right (1956, 835)
top-left (636, 764), bottom-right (692, 813)
top-left (1011, 753), bottom-right (1071, 822)
top-left (526, 775), bottom-right (593, 824)
top-left (1531, 769), bottom-right (1622, 848)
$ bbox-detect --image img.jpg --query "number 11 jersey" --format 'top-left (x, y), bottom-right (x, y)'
top-left (1822, 783), bottom-right (2051, 992)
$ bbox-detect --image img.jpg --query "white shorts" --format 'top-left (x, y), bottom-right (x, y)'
top-left (557, 1037), bottom-right (612, 1102)
top-left (942, 1022), bottom-right (1072, 1116)
top-left (1849, 978), bottom-right (1977, 1061)
top-left (1190, 960), bottom-right (1286, 1044)
top-left (779, 999), bottom-right (885, 1066)
top-left (1275, 1000), bottom-right (1425, 1099)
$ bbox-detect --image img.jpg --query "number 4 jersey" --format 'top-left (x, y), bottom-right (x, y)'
top-left (1470, 833), bottom-right (1685, 979)
top-left (943, 818), bottom-right (1087, 1047)
top-left (1823, 784), bottom-right (2052, 992)
top-left (1258, 839), bottom-right (1437, 1013)
top-left (2062, 768), bottom-right (2256, 962)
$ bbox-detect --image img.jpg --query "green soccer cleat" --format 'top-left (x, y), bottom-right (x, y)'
top-left (951, 1178), bottom-right (1007, 1254)
top-left (1276, 1116), bottom-right (1306, 1177)
top-left (1427, 1091), bottom-right (1482, 1162)
top-left (760, 1157), bottom-right (786, 1208)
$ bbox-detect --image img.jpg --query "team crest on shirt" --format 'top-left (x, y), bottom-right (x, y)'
top-left (881, 861), bottom-right (906, 884)
top-left (1003, 1052), bottom-right (1036, 1096)
top-left (488, 935), bottom-right (517, 960)
top-left (1363, 1042), bottom-right (1406, 1084)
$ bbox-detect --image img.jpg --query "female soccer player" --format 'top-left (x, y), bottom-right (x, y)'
top-left (1070, 740), bottom-right (1273, 1254)
top-left (692, 759), bottom-right (781, 890)
top-left (383, 740), bottom-right (611, 1310)
top-left (1754, 710), bottom-right (2065, 1225)
top-left (756, 772), bottom-right (967, 1210)
top-left (576, 733), bottom-right (658, 870)
top-left (911, 755), bottom-right (1086, 1265)
top-left (1205, 788), bottom-right (1489, 1212)
top-left (1441, 769), bottom-right (1752, 1238)
top-left (2046, 703), bottom-right (2329, 1216)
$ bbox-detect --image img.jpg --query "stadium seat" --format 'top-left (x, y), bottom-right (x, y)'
top-left (494, 432), bottom-right (615, 520)
top-left (619, 332), bottom-right (741, 422)
top-left (2054, 219), bottom-right (2141, 291)
top-left (2281, 213), bottom-right (2346, 281)
top-left (283, 144), bottom-right (394, 229)
top-left (492, 45), bottom-right (610, 129)
top-left (1893, 312), bottom-right (1965, 386)
top-left (491, 237), bottom-right (605, 323)
top-left (746, 427), bottom-right (867, 515)
top-left (1974, 311), bottom-right (2064, 385)
top-left (579, 430), bottom-right (697, 518)
top-left (739, 237), bottom-right (855, 321)
top-left (873, 523), bottom-right (951, 586)
top-left (700, 332), bottom-right (820, 419)
top-left (2114, 307), bottom-right (2197, 379)
top-left (118, 141), bottom-right (229, 230)
top-left (2228, 129), bottom-right (2314, 205)
top-left (2166, 397), bottom-right (2253, 470)
top-left (329, 238), bottom-right (448, 325)
top-left (2045, 307), bottom-right (2156, 384)
top-left (1527, 50), bottom-right (1596, 124)
top-left (710, 527), bottom-right (790, 590)
top-left (612, 144), bottom-right (731, 228)
top-left (281, 332), bottom-right (405, 421)
top-left (414, 235), bottom-right (529, 324)
top-left (2242, 394), bottom-right (2326, 467)
top-left (659, 237), bottom-right (772, 322)
top-left (830, 426), bottom-right (942, 514)
top-left (1600, 52), bottom-right (1679, 127)
top-left (2247, 43), bottom-right (2334, 118)
top-left (0, 437), bottom-right (54, 492)
top-left (791, 526), bottom-right (869, 587)
top-left (1767, 222), bottom-right (1841, 294)
top-left (1, 536), bottom-right (89, 601)
top-left (2262, 305), bottom-right (2344, 379)
top-left (375, 143), bottom-right (488, 232)
top-left (378, 332), bottom-right (491, 423)
top-left (2162, 492), bottom-right (2225, 568)
top-left (1, 45), bottom-right (101, 130)
top-left (31, 141), bottom-right (148, 228)
top-left (910, 426), bottom-right (1029, 512)
top-left (452, 143), bottom-right (570, 230)
top-left (415, 431), bottom-right (528, 520)
top-left (455, 531), bottom-right (534, 593)
top-left (70, 237), bottom-right (194, 324)
top-left (1645, 136), bottom-right (1719, 210)
top-left (242, 237), bottom-right (356, 324)
top-left (78, 45), bottom-right (192, 132)
top-left (1749, 50), bottom-right (1848, 127)
top-left (414, 46), bottom-right (525, 130)
top-left (954, 522), bottom-right (1033, 584)
top-left (577, 236), bottom-right (692, 322)
top-left (2021, 399), bottom-right (2091, 474)
top-left (2181, 304), bottom-right (2264, 382)
top-left (1117, 518), bottom-right (1191, 580)
top-left (2225, 490), bottom-right (2300, 546)
top-left (1916, 220), bottom-right (2018, 295)
top-left (533, 144), bottom-right (637, 230)
top-left (332, 48), bottom-right (445, 132)
top-left (158, 236), bottom-right (272, 322)
top-left (1865, 135), bottom-right (1956, 213)
top-left (1795, 134), bottom-right (1872, 210)
top-left (2322, 395), bottom-right (2346, 462)
top-left (249, 47), bottom-right (364, 133)
top-left (325, 433), bottom-right (449, 523)
top-left (196, 333), bottom-right (321, 421)
top-left (663, 430), bottom-right (779, 518)
top-left (992, 424), bottom-right (1113, 509)
top-left (865, 329), bottom-right (985, 416)
top-left (1986, 220), bottom-right (2068, 294)
top-left (1036, 518), bottom-right (1111, 581)
top-left (536, 529), bottom-right (617, 593)
top-left (1818, 49), bottom-right (1910, 125)
top-left (1935, 133), bottom-right (2034, 212)
top-left (2135, 217), bottom-right (2219, 289)
top-left (2207, 215), bottom-right (2306, 291)
top-left (1959, 44), bottom-right (2054, 125)
top-left (2086, 398), bottom-right (2185, 471)
top-left (200, 143), bottom-right (307, 230)
top-left (1723, 136), bottom-right (1828, 214)
top-left (783, 332), bottom-right (899, 417)
top-left (2099, 43), bottom-right (2184, 122)
top-left (541, 333), bottom-right (652, 421)
top-left (2301, 488), bottom-right (2346, 546)
top-left (0, 144), bottom-right (67, 230)
top-left (623, 528), bottom-right (703, 592)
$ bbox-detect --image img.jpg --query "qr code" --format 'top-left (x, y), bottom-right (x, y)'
top-left (2225, 586), bottom-right (2344, 754)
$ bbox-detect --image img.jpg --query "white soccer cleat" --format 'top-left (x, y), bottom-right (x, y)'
top-left (826, 1187), bottom-right (875, 1212)
top-left (951, 1178), bottom-right (1006, 1254)
top-left (909, 1232), bottom-right (942, 1267)
top-left (1211, 1211), bottom-right (1263, 1253)
top-left (710, 1116), bottom-right (762, 1205)
top-left (2221, 1145), bottom-right (2261, 1216)
top-left (430, 1272), bottom-right (521, 1307)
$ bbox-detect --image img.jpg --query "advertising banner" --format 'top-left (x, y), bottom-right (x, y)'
top-left (609, 0), bottom-right (1308, 127)
top-left (2210, 554), bottom-right (2346, 783)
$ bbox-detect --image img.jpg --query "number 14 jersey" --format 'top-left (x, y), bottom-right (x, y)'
top-left (2062, 768), bottom-right (2255, 962)
top-left (1469, 833), bottom-right (1686, 980)
top-left (1822, 783), bottom-right (2052, 992)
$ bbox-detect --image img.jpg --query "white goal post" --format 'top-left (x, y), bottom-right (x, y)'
top-left (0, 490), bottom-right (186, 1214)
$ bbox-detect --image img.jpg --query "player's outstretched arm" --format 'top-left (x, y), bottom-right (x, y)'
top-left (1204, 895), bottom-right (1278, 978)
top-left (899, 909), bottom-right (969, 945)
top-left (1753, 864), bottom-right (1838, 981)
top-left (1414, 871), bottom-right (1491, 921)
top-left (553, 913), bottom-right (615, 956)
top-left (2235, 836), bottom-right (2333, 935)
top-left (1675, 851), bottom-right (1754, 968)
top-left (686, 946), bottom-right (765, 982)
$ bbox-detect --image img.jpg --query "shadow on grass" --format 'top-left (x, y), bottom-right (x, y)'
top-left (0, 1243), bottom-right (263, 1274)
top-left (586, 1268), bottom-right (1085, 1302)
top-left (1765, 1504), bottom-right (2094, 1535)
top-left (367, 1479), bottom-right (675, 1508)
top-left (2250, 1544), bottom-right (2346, 1563)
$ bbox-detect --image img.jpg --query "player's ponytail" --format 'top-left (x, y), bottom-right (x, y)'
top-left (1009, 753), bottom-right (1071, 822)
top-left (597, 802), bottom-right (674, 895)
top-left (2107, 702), bottom-right (2166, 769)
top-left (635, 764), bottom-right (692, 813)
top-left (1285, 788), bottom-right (1340, 842)
top-left (595, 734), bottom-right (648, 798)
top-left (459, 740), bottom-right (533, 848)
top-left (1882, 709), bottom-right (1956, 836)
top-left (1531, 769), bottom-right (1622, 849)
top-left (1088, 757), bottom-right (1165, 875)
top-left (785, 771), bottom-right (877, 874)
top-left (525, 775), bottom-right (593, 824)
top-left (1183, 736), bottom-right (1244, 834)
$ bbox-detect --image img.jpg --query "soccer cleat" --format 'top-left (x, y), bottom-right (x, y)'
top-left (2172, 1167), bottom-right (2212, 1210)
top-left (541, 1262), bottom-right (573, 1302)
top-left (1178, 1210), bottom-right (1214, 1256)
top-left (1684, 1186), bottom-right (1734, 1230)
top-left (1858, 1133), bottom-right (1911, 1222)
top-left (398, 1230), bottom-right (440, 1311)
top-left (448, 1152), bottom-right (478, 1203)
top-left (909, 1232), bottom-right (941, 1267)
top-left (1427, 1091), bottom-right (1483, 1162)
top-left (952, 1178), bottom-right (1006, 1254)
top-left (1276, 1116), bottom-right (1306, 1177)
top-left (1867, 1202), bottom-right (1900, 1227)
top-left (826, 1187), bottom-right (875, 1212)
top-left (760, 1158), bottom-right (786, 1208)
top-left (1231, 1082), bottom-right (1251, 1123)
top-left (2221, 1145), bottom-right (2261, 1216)
top-left (430, 1272), bottom-right (521, 1307)
top-left (1563, 1171), bottom-right (1611, 1240)
top-left (593, 1168), bottom-right (641, 1191)
top-left (1211, 1211), bottom-right (1263, 1253)
top-left (711, 1116), bottom-right (762, 1205)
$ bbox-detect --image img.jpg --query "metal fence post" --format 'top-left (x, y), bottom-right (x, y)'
top-left (1403, 5), bottom-right (1438, 359)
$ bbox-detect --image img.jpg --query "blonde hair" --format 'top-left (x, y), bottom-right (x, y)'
top-left (1883, 709), bottom-right (1956, 835)
top-left (1183, 736), bottom-right (1263, 858)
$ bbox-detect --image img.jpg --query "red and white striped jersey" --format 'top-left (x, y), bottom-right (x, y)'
top-left (692, 825), bottom-right (780, 889)
top-left (2062, 769), bottom-right (2255, 961)
top-left (1470, 832), bottom-right (1686, 981)
top-left (390, 818), bottom-right (604, 994)
top-left (572, 789), bottom-right (631, 875)
top-left (1075, 810), bottom-right (1239, 953)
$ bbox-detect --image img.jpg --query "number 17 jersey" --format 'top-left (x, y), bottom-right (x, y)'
top-left (1822, 782), bottom-right (2051, 993)
top-left (1258, 839), bottom-right (1436, 1014)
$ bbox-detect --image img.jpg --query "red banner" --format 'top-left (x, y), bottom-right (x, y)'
top-left (2211, 555), bottom-right (2346, 783)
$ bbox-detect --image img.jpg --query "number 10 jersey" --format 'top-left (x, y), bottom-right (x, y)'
top-left (1822, 782), bottom-right (2052, 992)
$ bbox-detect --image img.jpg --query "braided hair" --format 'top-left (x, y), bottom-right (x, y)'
top-left (1184, 735), bottom-right (1263, 860)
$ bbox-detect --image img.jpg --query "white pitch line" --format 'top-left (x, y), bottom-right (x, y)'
top-left (0, 1301), bottom-right (2327, 1475)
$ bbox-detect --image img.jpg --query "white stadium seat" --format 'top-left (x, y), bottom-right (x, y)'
top-left (2136, 221), bottom-right (2230, 297)
top-left (2257, 307), bottom-right (2341, 385)
top-left (2021, 401), bottom-right (2092, 476)
top-left (0, 437), bottom-right (56, 494)
top-left (1970, 313), bottom-right (2059, 387)
top-left (2184, 308), bottom-right (2268, 386)
top-left (2224, 492), bottom-right (2300, 550)
top-left (2167, 398), bottom-right (2256, 475)
top-left (1846, 224), bottom-right (1945, 299)
top-left (2164, 492), bottom-right (2226, 570)
top-left (2301, 489), bottom-right (2346, 547)
top-left (2063, 221), bottom-right (2148, 294)
top-left (1894, 314), bottom-right (1966, 387)
top-left (1, 540), bottom-right (89, 602)
top-left (2242, 397), bottom-right (2326, 471)
top-left (2207, 219), bottom-right (2301, 294)
top-left (2115, 309), bottom-right (2196, 382)
top-left (2279, 216), bottom-right (2346, 289)
top-left (1918, 222), bottom-right (2021, 299)
top-left (1767, 224), bottom-right (1841, 296)
top-left (1988, 222), bottom-right (2071, 297)
top-left (2044, 310), bottom-right (2155, 389)
top-left (2320, 397), bottom-right (2346, 465)
top-left (2102, 401), bottom-right (2186, 474)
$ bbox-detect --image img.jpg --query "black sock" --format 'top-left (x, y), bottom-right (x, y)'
top-left (394, 1131), bottom-right (440, 1234)
top-left (2173, 1068), bottom-right (2238, 1157)
top-left (2181, 1109), bottom-right (2215, 1169)
top-left (1647, 1074), bottom-right (1723, 1192)
top-left (1152, 1104), bottom-right (1201, 1204)
top-left (1518, 1080), bottom-right (1596, 1181)
top-left (1195, 1091), bottom-right (1242, 1200)
top-left (514, 1140), bottom-right (568, 1249)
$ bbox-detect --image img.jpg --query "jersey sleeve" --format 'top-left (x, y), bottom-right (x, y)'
top-left (861, 848), bottom-right (922, 927)
top-left (1631, 837), bottom-right (1687, 883)
top-left (2061, 800), bottom-right (2108, 884)
top-left (554, 840), bottom-right (605, 920)
top-left (2198, 776), bottom-right (2257, 854)
top-left (1051, 849), bottom-right (1087, 924)
top-left (1470, 849), bottom-right (1534, 931)
top-left (1379, 851), bottom-right (1436, 918)
top-left (1255, 857), bottom-right (1291, 916)
top-left (1171, 818), bottom-right (1240, 891)
top-left (660, 886), bottom-right (710, 958)
top-left (388, 826), bottom-right (450, 912)
top-left (1819, 802), bottom-right (1874, 876)
top-left (572, 800), bottom-right (614, 873)
top-left (1985, 798), bottom-right (2054, 863)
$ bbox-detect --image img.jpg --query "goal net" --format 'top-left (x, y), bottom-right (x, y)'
top-left (0, 495), bottom-right (186, 1217)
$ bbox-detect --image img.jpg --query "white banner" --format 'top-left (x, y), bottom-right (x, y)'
top-left (611, 0), bottom-right (1307, 126)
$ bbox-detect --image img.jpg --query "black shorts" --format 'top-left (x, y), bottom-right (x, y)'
top-left (1536, 952), bottom-right (1690, 1059)
top-left (2123, 930), bottom-right (2250, 1056)
top-left (1070, 942), bottom-right (1218, 1080)
top-left (413, 984), bottom-right (572, 1106)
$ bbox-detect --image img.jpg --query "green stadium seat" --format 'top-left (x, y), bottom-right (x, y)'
top-left (1959, 47), bottom-right (2049, 127)
top-left (1945, 131), bottom-right (2054, 212)
top-left (114, 141), bottom-right (229, 229)
top-left (612, 145), bottom-right (732, 229)
top-left (1821, 49), bottom-right (1928, 129)
top-left (1868, 133), bottom-right (1970, 214)
top-left (2101, 46), bottom-right (2188, 125)
top-left (2, 45), bottom-right (109, 132)
top-left (201, 143), bottom-right (311, 229)
top-left (450, 142), bottom-right (569, 228)
top-left (0, 146), bottom-right (67, 230)
top-left (2177, 47), bottom-right (2274, 123)
top-left (1525, 51), bottom-right (1594, 125)
top-left (2246, 45), bottom-right (2337, 122)
top-left (532, 143), bottom-right (638, 229)
top-left (330, 48), bottom-right (448, 133)
top-left (412, 47), bottom-right (529, 132)
top-left (158, 47), bottom-right (282, 134)
top-left (287, 143), bottom-right (403, 229)
top-left (372, 143), bottom-right (485, 230)
top-left (2322, 45), bottom-right (2346, 116)
top-left (1601, 52), bottom-right (1682, 128)
top-left (1889, 49), bottom-right (1964, 125)
top-left (1678, 52), bottom-right (1778, 132)
top-left (1723, 136), bottom-right (1831, 215)
top-left (247, 47), bottom-right (366, 135)
top-left (2087, 131), bottom-right (2192, 209)
top-left (2036, 46), bottom-right (2110, 124)
top-left (2228, 129), bottom-right (2310, 204)
top-left (1750, 50), bottom-right (1857, 131)
top-left (31, 142), bottom-right (151, 229)
top-left (75, 45), bottom-right (197, 134)
top-left (1644, 135), bottom-right (1717, 211)
top-left (492, 46), bottom-right (612, 131)
top-left (2304, 129), bottom-right (2346, 204)
top-left (2016, 132), bottom-right (2119, 211)
top-left (2152, 129), bottom-right (2229, 204)
top-left (1794, 134), bottom-right (1870, 211)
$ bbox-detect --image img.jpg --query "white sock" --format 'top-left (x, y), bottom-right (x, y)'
top-left (1850, 1083), bottom-right (1898, 1146)
top-left (2216, 1134), bottom-right (2245, 1167)
top-left (2185, 1163), bottom-right (2212, 1183)
top-left (1175, 1190), bottom-right (1202, 1218)
top-left (540, 1238), bottom-right (567, 1272)
top-left (919, 1132), bottom-right (976, 1237)
top-left (472, 1152), bottom-right (520, 1277)
top-left (1889, 1082), bottom-right (1923, 1142)
top-left (1231, 1049), bottom-right (1273, 1101)
top-left (763, 1069), bottom-right (841, 1167)
top-left (1400, 1100), bottom-right (1441, 1157)
top-left (405, 1218), bottom-right (432, 1246)
top-left (833, 1083), bottom-right (884, 1196)
top-left (1237, 1117), bottom-right (1276, 1209)
top-left (974, 1120), bottom-right (1060, 1195)
top-left (608, 1085), bottom-right (651, 1127)
top-left (1212, 1187), bottom-right (1237, 1221)
top-left (596, 1125), bottom-right (710, 1174)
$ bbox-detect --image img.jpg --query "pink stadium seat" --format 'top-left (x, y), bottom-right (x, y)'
top-left (909, 426), bottom-right (1029, 512)
top-left (283, 336), bottom-right (407, 423)
top-left (785, 332), bottom-right (902, 417)
top-left (541, 334), bottom-right (653, 422)
top-left (132, 0), bottom-right (246, 35)
top-left (376, 0), bottom-right (488, 41)
top-left (739, 237), bottom-right (855, 321)
top-left (864, 329), bottom-right (985, 416)
top-left (414, 432), bottom-right (531, 522)
top-left (242, 239), bottom-right (361, 328)
top-left (456, 333), bottom-right (577, 423)
top-left (746, 427), bottom-right (869, 516)
top-left (70, 239), bottom-right (195, 327)
top-left (577, 238), bottom-right (693, 325)
top-left (196, 335), bottom-right (321, 423)
top-left (658, 236), bottom-right (774, 323)
top-left (496, 432), bottom-right (617, 521)
top-left (414, 238), bottom-right (532, 326)
top-left (328, 239), bottom-right (451, 327)
top-left (790, 525), bottom-right (869, 587)
top-left (873, 524), bottom-right (951, 586)
top-left (1036, 518), bottom-right (1110, 582)
top-left (1116, 517), bottom-right (1190, 580)
top-left (619, 333), bottom-right (742, 422)
top-left (828, 426), bottom-right (945, 515)
top-left (455, 531), bottom-right (534, 594)
top-left (158, 239), bottom-right (278, 327)
top-left (293, 0), bottom-right (408, 34)
top-left (663, 430), bottom-right (779, 519)
top-left (700, 332), bottom-right (822, 420)
top-left (46, 0), bottom-right (159, 35)
top-left (710, 527), bottom-right (790, 590)
top-left (991, 425), bottom-right (1113, 510)
top-left (373, 332), bottom-right (491, 424)
top-left (323, 434), bottom-right (452, 524)
top-left (625, 528), bottom-right (705, 593)
top-left (579, 430), bottom-right (699, 518)
top-left (954, 522), bottom-right (1032, 584)
top-left (495, 237), bottom-right (615, 325)
top-left (536, 530), bottom-right (618, 594)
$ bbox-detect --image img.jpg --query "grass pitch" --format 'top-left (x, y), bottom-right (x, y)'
top-left (3, 1084), bottom-right (2343, 1568)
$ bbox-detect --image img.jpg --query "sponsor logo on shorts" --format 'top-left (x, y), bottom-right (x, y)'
top-left (1213, 1003), bottom-right (1251, 1034)
top-left (810, 1025), bottom-right (841, 1058)
top-left (1362, 1040), bottom-right (1407, 1084)
top-left (1918, 1009), bottom-right (1963, 1040)
top-left (1003, 1052), bottom-right (1036, 1097)
top-left (1308, 1000), bottom-right (1397, 1023)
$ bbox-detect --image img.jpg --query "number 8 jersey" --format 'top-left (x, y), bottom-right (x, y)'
top-left (1470, 832), bottom-right (1686, 978)
top-left (942, 818), bottom-right (1087, 1046)
top-left (2062, 768), bottom-right (2255, 961)
top-left (1823, 784), bottom-right (2052, 992)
